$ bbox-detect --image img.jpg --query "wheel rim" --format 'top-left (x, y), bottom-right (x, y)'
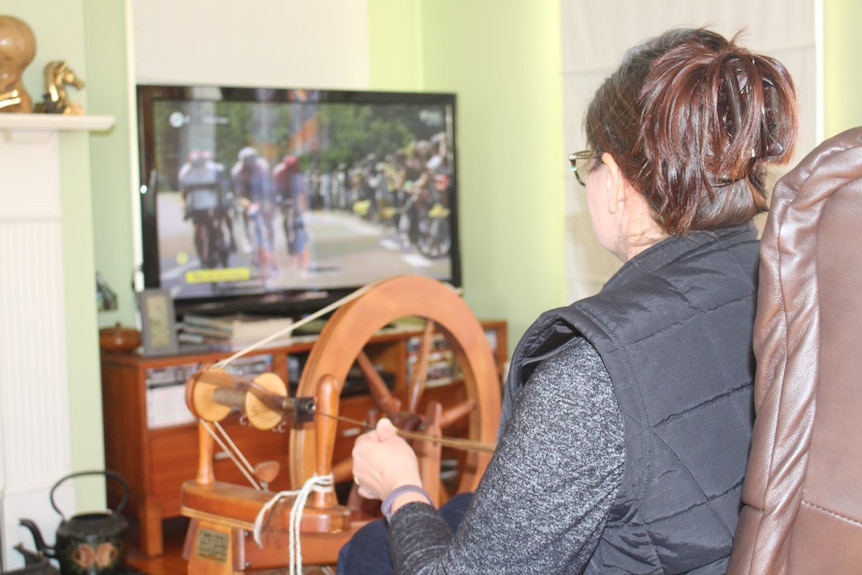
top-left (288, 276), bottom-right (501, 500)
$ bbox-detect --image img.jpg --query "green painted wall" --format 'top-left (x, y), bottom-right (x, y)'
top-left (368, 0), bottom-right (567, 349)
top-left (0, 0), bottom-right (105, 508)
top-left (368, 0), bottom-right (423, 89)
top-left (83, 0), bottom-right (136, 330)
top-left (823, 0), bottom-right (862, 137)
top-left (80, 0), bottom-right (133, 509)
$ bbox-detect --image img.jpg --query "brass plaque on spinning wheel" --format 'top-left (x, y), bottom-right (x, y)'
top-left (196, 528), bottom-right (230, 563)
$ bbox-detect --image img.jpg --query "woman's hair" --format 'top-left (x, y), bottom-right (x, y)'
top-left (584, 27), bottom-right (799, 235)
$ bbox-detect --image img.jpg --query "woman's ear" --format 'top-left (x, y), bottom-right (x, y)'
top-left (600, 152), bottom-right (628, 213)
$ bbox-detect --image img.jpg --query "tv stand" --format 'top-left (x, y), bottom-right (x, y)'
top-left (100, 319), bottom-right (507, 557)
top-left (174, 288), bottom-right (339, 321)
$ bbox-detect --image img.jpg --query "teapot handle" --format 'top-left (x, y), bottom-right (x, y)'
top-left (49, 469), bottom-right (131, 520)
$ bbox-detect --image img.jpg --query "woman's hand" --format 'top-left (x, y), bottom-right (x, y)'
top-left (352, 418), bottom-right (423, 501)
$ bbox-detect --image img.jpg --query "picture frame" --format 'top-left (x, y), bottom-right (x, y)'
top-left (137, 288), bottom-right (179, 356)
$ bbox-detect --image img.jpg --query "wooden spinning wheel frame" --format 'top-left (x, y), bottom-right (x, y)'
top-left (181, 276), bottom-right (503, 572)
top-left (289, 275), bottom-right (502, 504)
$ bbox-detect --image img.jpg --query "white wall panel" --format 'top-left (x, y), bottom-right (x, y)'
top-left (132, 0), bottom-right (370, 88)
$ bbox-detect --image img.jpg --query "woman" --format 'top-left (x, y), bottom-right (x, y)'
top-left (344, 27), bottom-right (799, 574)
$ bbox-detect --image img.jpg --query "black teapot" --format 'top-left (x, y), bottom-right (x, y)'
top-left (4, 544), bottom-right (60, 575)
top-left (19, 470), bottom-right (130, 575)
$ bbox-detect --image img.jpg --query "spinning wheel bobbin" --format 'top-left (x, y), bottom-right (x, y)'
top-left (186, 367), bottom-right (290, 431)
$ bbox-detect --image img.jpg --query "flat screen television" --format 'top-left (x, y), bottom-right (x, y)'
top-left (136, 84), bottom-right (461, 319)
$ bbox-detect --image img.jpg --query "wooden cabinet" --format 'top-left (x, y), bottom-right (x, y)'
top-left (100, 320), bottom-right (507, 557)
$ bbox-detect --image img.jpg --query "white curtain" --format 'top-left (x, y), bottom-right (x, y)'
top-left (561, 0), bottom-right (818, 301)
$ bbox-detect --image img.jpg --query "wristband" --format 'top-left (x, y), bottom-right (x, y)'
top-left (381, 484), bottom-right (434, 521)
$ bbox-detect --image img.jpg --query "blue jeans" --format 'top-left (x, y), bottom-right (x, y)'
top-left (336, 492), bottom-right (473, 575)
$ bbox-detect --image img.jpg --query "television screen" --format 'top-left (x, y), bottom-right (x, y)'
top-left (137, 85), bottom-right (461, 318)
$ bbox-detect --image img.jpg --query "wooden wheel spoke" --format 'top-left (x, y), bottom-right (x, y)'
top-left (415, 401), bottom-right (443, 506)
top-left (356, 350), bottom-right (402, 419)
top-left (407, 320), bottom-right (436, 413)
top-left (439, 399), bottom-right (476, 430)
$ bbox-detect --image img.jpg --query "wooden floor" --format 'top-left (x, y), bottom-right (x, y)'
top-left (125, 518), bottom-right (190, 575)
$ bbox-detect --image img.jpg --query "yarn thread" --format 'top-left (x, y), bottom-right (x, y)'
top-left (252, 474), bottom-right (335, 575)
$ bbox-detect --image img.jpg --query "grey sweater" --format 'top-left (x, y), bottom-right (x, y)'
top-left (389, 336), bottom-right (625, 574)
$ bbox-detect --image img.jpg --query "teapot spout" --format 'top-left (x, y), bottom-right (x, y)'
top-left (18, 518), bottom-right (55, 557)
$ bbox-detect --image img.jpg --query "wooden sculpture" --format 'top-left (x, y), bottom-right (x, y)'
top-left (0, 15), bottom-right (36, 113)
top-left (181, 276), bottom-right (502, 573)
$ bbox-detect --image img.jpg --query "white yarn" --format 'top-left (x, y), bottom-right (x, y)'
top-left (252, 474), bottom-right (335, 575)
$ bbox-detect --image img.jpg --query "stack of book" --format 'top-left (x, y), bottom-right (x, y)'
top-left (179, 313), bottom-right (296, 351)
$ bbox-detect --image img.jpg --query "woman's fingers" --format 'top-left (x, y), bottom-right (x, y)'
top-left (352, 417), bottom-right (424, 500)
top-left (375, 417), bottom-right (398, 440)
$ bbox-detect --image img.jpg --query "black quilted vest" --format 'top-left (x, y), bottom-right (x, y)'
top-left (504, 224), bottom-right (759, 574)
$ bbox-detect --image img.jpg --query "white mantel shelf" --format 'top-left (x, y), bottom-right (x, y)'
top-left (0, 113), bottom-right (114, 132)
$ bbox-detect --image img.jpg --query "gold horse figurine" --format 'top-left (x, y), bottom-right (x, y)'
top-left (39, 60), bottom-right (85, 115)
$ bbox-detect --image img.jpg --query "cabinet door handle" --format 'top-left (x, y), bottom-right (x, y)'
top-left (342, 427), bottom-right (363, 438)
top-left (214, 451), bottom-right (231, 461)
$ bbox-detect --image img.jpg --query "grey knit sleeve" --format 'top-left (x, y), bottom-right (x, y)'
top-left (389, 335), bottom-right (625, 575)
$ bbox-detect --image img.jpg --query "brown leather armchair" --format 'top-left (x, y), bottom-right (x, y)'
top-left (728, 127), bottom-right (862, 574)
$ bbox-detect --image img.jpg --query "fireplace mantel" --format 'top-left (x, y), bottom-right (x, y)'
top-left (0, 114), bottom-right (114, 570)
top-left (0, 113), bottom-right (114, 132)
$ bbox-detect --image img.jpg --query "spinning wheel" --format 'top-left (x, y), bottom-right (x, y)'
top-left (289, 275), bottom-right (502, 504)
top-left (180, 276), bottom-right (502, 573)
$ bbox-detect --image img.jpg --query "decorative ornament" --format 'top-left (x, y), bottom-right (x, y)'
top-left (39, 60), bottom-right (85, 115)
top-left (0, 15), bottom-right (37, 113)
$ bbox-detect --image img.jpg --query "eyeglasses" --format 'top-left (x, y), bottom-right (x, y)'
top-left (568, 150), bottom-right (597, 187)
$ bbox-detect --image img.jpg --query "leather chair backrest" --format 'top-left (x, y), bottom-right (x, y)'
top-left (728, 127), bottom-right (862, 574)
